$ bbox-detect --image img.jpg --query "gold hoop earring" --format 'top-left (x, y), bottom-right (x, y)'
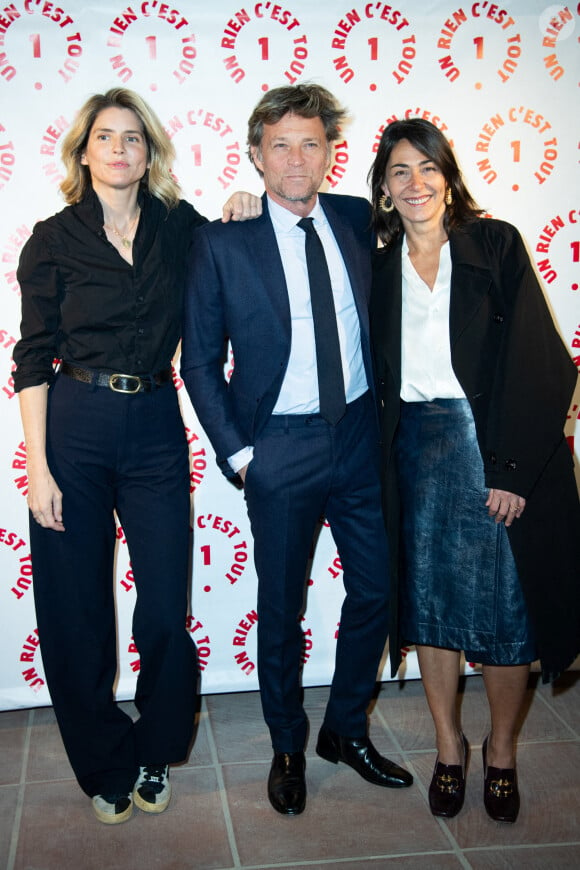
top-left (445, 188), bottom-right (453, 206)
top-left (379, 194), bottom-right (395, 213)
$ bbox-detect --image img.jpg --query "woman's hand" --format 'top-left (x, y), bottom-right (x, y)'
top-left (221, 192), bottom-right (262, 222)
top-left (18, 384), bottom-right (65, 531)
top-left (486, 488), bottom-right (526, 527)
top-left (27, 465), bottom-right (65, 531)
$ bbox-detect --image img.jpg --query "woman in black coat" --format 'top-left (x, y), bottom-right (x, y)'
top-left (368, 118), bottom-right (580, 823)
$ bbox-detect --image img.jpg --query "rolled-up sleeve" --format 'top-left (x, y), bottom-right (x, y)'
top-left (14, 226), bottom-right (63, 392)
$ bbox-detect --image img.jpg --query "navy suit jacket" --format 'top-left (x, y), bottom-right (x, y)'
top-left (181, 192), bottom-right (375, 479)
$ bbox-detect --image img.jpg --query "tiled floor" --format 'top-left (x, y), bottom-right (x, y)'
top-left (1, 673), bottom-right (579, 869)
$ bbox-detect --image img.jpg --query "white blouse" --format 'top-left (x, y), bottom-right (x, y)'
top-left (400, 235), bottom-right (466, 402)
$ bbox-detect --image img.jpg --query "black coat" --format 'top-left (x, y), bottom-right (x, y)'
top-left (371, 218), bottom-right (580, 681)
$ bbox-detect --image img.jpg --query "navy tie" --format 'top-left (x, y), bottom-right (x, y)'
top-left (297, 217), bottom-right (346, 425)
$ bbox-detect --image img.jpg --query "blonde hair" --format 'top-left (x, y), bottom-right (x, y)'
top-left (60, 88), bottom-right (180, 209)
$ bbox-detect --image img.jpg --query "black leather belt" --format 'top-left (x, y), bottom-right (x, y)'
top-left (61, 361), bottom-right (172, 394)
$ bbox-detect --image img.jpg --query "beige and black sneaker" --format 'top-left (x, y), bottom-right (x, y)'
top-left (133, 764), bottom-right (171, 813)
top-left (92, 792), bottom-right (133, 824)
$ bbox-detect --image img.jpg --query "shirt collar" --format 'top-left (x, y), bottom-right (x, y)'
top-left (75, 185), bottom-right (151, 232)
top-left (402, 233), bottom-right (451, 293)
top-left (267, 194), bottom-right (326, 234)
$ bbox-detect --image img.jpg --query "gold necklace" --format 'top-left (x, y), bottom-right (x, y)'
top-left (104, 208), bottom-right (140, 249)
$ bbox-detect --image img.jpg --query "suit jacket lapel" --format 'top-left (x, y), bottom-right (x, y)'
top-left (239, 193), bottom-right (292, 338)
top-left (318, 194), bottom-right (379, 393)
top-left (319, 194), bottom-right (370, 335)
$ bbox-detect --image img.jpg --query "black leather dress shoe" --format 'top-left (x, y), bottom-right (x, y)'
top-left (428, 733), bottom-right (469, 818)
top-left (482, 736), bottom-right (520, 823)
top-left (316, 725), bottom-right (413, 788)
top-left (267, 751), bottom-right (306, 815)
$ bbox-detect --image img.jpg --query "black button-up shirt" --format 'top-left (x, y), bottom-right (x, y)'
top-left (14, 187), bottom-right (207, 391)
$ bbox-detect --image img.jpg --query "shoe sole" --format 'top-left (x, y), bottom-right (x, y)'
top-left (268, 799), bottom-right (305, 815)
top-left (92, 799), bottom-right (133, 825)
top-left (133, 786), bottom-right (171, 814)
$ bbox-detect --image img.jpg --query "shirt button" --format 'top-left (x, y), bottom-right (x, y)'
top-left (504, 458), bottom-right (517, 471)
top-left (138, 328), bottom-right (144, 335)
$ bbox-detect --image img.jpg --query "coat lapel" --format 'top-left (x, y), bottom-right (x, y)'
top-left (371, 226), bottom-right (493, 390)
top-left (448, 226), bottom-right (494, 348)
top-left (371, 239), bottom-right (403, 391)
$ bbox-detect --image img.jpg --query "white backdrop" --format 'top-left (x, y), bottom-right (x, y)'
top-left (1, 0), bottom-right (579, 710)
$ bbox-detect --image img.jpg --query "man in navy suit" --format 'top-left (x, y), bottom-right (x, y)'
top-left (181, 84), bottom-right (412, 814)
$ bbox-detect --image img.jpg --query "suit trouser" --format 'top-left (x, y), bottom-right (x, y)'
top-left (243, 391), bottom-right (390, 753)
top-left (29, 374), bottom-right (198, 797)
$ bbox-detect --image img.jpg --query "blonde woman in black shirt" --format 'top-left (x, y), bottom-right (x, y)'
top-left (14, 88), bottom-right (258, 824)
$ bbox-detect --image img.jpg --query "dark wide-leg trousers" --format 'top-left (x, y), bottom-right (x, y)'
top-left (30, 374), bottom-right (198, 797)
top-left (244, 392), bottom-right (390, 753)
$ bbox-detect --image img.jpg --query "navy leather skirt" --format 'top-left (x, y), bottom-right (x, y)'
top-left (395, 398), bottom-right (536, 665)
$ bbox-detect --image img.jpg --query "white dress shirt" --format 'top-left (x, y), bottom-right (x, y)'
top-left (400, 235), bottom-right (465, 402)
top-left (270, 195), bottom-right (367, 414)
top-left (229, 195), bottom-right (368, 472)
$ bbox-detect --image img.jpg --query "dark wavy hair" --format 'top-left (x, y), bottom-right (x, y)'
top-left (247, 83), bottom-right (346, 173)
top-left (368, 118), bottom-right (482, 247)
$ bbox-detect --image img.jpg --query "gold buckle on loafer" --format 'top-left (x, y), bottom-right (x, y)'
top-left (108, 373), bottom-right (142, 394)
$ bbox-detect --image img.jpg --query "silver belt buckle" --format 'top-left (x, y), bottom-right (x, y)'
top-left (108, 373), bottom-right (141, 394)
